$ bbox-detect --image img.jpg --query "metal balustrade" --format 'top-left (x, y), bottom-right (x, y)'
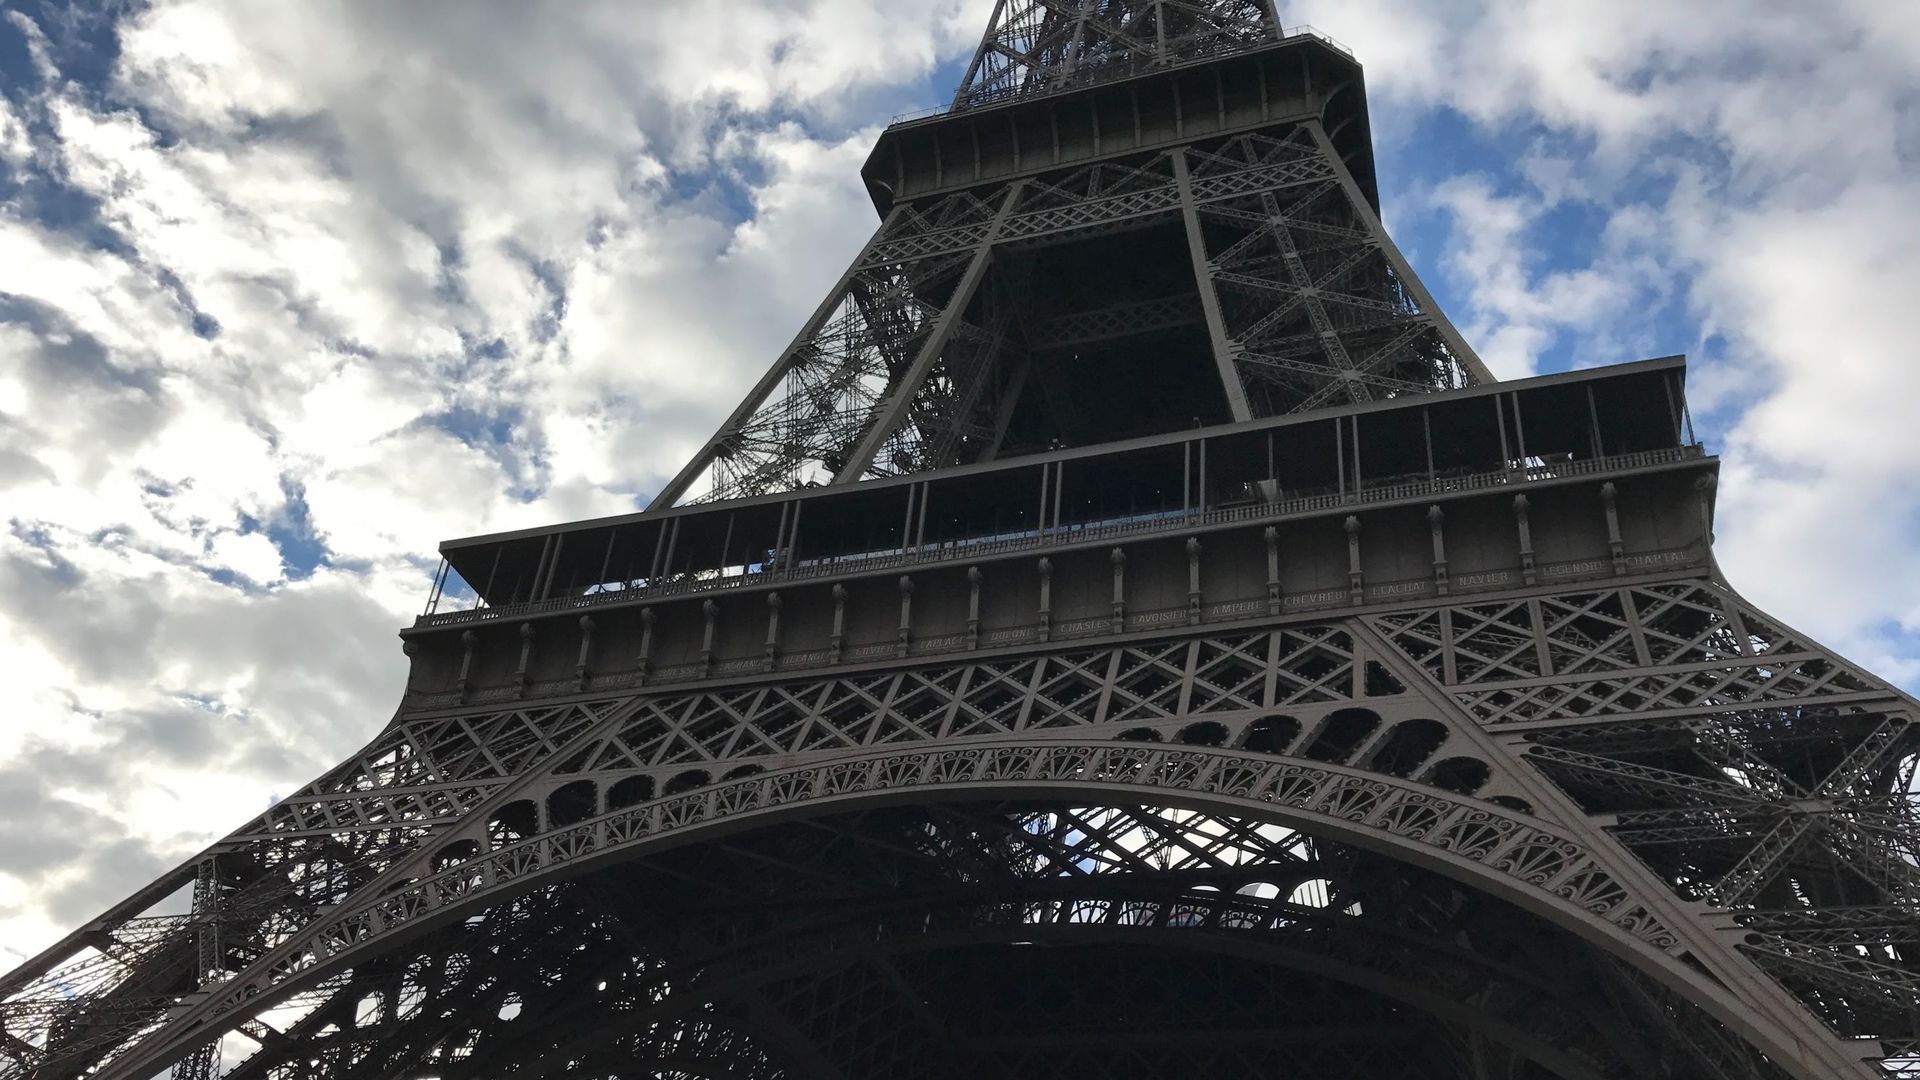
top-left (417, 444), bottom-right (1705, 629)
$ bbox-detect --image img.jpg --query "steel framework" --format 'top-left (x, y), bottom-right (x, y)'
top-left (5, 3), bottom-right (1917, 1079)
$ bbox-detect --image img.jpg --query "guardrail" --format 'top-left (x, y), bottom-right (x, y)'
top-left (415, 445), bottom-right (1705, 630)
top-left (886, 26), bottom-right (1354, 128)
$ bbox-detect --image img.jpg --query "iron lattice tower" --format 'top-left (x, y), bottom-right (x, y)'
top-left (7, 4), bottom-right (1920, 1079)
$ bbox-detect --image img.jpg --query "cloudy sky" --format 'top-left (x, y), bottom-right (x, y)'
top-left (2, 0), bottom-right (1918, 967)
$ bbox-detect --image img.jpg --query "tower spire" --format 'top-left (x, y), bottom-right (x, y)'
top-left (952, 0), bottom-right (1285, 110)
top-left (650, 10), bottom-right (1486, 509)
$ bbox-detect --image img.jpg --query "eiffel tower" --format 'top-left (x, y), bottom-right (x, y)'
top-left (7, 3), bottom-right (1919, 1078)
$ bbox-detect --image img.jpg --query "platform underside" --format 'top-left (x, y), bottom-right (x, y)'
top-left (209, 801), bottom-right (1768, 1080)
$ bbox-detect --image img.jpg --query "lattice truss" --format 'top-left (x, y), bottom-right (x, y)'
top-left (698, 192), bottom-right (997, 502)
top-left (953, 0), bottom-right (1281, 109)
top-left (14, 577), bottom-right (1916, 1078)
top-left (4, 801), bottom-right (1784, 1080)
top-left (1369, 580), bottom-right (1920, 1056)
top-left (671, 126), bottom-right (1483, 504)
top-left (1186, 128), bottom-right (1480, 414)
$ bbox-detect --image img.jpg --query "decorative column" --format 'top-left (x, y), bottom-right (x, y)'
top-left (1600, 482), bottom-right (1625, 574)
top-left (1037, 557), bottom-right (1053, 643)
top-left (829, 583), bottom-right (847, 663)
top-left (456, 629), bottom-right (477, 701)
top-left (1263, 526), bottom-right (1282, 615)
top-left (763, 592), bottom-right (782, 672)
top-left (514, 622), bottom-right (536, 697)
top-left (966, 567), bottom-right (983, 650)
top-left (1110, 547), bottom-right (1127, 634)
top-left (635, 607), bottom-right (655, 686)
top-left (1344, 516), bottom-right (1364, 606)
top-left (1428, 505), bottom-right (1449, 596)
top-left (1513, 494), bottom-right (1536, 585)
top-left (699, 599), bottom-right (718, 677)
top-left (572, 615), bottom-right (595, 692)
top-left (967, 564), bottom-right (983, 645)
top-left (1185, 537), bottom-right (1203, 625)
top-left (896, 575), bottom-right (915, 658)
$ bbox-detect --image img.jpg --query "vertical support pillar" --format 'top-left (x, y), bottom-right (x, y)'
top-left (1423, 407), bottom-right (1436, 480)
top-left (423, 559), bottom-right (448, 616)
top-left (1344, 515), bottom-right (1364, 606)
top-left (699, 600), bottom-right (718, 677)
top-left (514, 622), bottom-right (536, 697)
top-left (829, 584), bottom-right (848, 663)
top-left (480, 547), bottom-right (502, 607)
top-left (1586, 384), bottom-right (1606, 458)
top-left (573, 615), bottom-right (595, 692)
top-left (896, 575), bottom-right (915, 658)
top-left (1513, 494), bottom-right (1536, 585)
top-left (456, 630), bottom-right (477, 701)
top-left (1186, 537), bottom-right (1203, 624)
top-left (1263, 526), bottom-right (1282, 615)
top-left (1110, 547), bottom-right (1127, 633)
top-left (1037, 557), bottom-right (1054, 642)
top-left (1036, 462), bottom-right (1051, 540)
top-left (1334, 417), bottom-right (1347, 498)
top-left (966, 567), bottom-right (983, 650)
top-left (783, 498), bottom-right (804, 577)
top-left (772, 501), bottom-right (792, 573)
top-left (537, 534), bottom-right (565, 602)
top-left (530, 534), bottom-right (554, 603)
top-left (1600, 482), bottom-right (1625, 574)
top-left (763, 592), bottom-right (783, 672)
top-left (1428, 505), bottom-right (1449, 596)
top-left (595, 529), bottom-right (617, 590)
top-left (1173, 150), bottom-right (1256, 422)
top-left (1052, 461), bottom-right (1065, 538)
top-left (636, 608), bottom-right (656, 686)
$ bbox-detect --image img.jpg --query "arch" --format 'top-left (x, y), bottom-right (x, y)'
top-left (431, 840), bottom-right (481, 873)
top-left (721, 764), bottom-right (765, 782)
top-left (487, 799), bottom-right (538, 848)
top-left (1424, 757), bottom-right (1492, 797)
top-left (1289, 877), bottom-right (1336, 909)
top-left (546, 780), bottom-right (598, 828)
top-left (1238, 713), bottom-right (1299, 753)
top-left (1366, 719), bottom-right (1448, 778)
top-left (445, 888), bottom-right (1633, 1080)
top-left (662, 769), bottom-right (711, 796)
top-left (607, 774), bottom-right (655, 809)
top-left (1114, 726), bottom-right (1164, 742)
top-left (112, 740), bottom-right (1823, 1080)
top-left (1174, 720), bottom-right (1228, 747)
top-left (1303, 707), bottom-right (1381, 764)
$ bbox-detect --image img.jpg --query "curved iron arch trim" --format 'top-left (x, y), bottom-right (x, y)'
top-left (99, 741), bottom-right (1800, 1080)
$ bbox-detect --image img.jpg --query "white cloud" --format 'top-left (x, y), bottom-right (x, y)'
top-left (1285, 0), bottom-right (1920, 673)
top-left (1, 0), bottom-right (1916, 985)
top-left (0, 0), bottom-right (986, 964)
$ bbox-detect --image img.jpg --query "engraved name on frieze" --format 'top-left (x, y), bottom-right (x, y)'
top-left (1542, 559), bottom-right (1609, 579)
top-left (1204, 599), bottom-right (1264, 619)
top-left (1128, 608), bottom-right (1188, 630)
top-left (1282, 588), bottom-right (1346, 610)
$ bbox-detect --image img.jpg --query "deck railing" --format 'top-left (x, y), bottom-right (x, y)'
top-left (416, 445), bottom-right (1705, 630)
